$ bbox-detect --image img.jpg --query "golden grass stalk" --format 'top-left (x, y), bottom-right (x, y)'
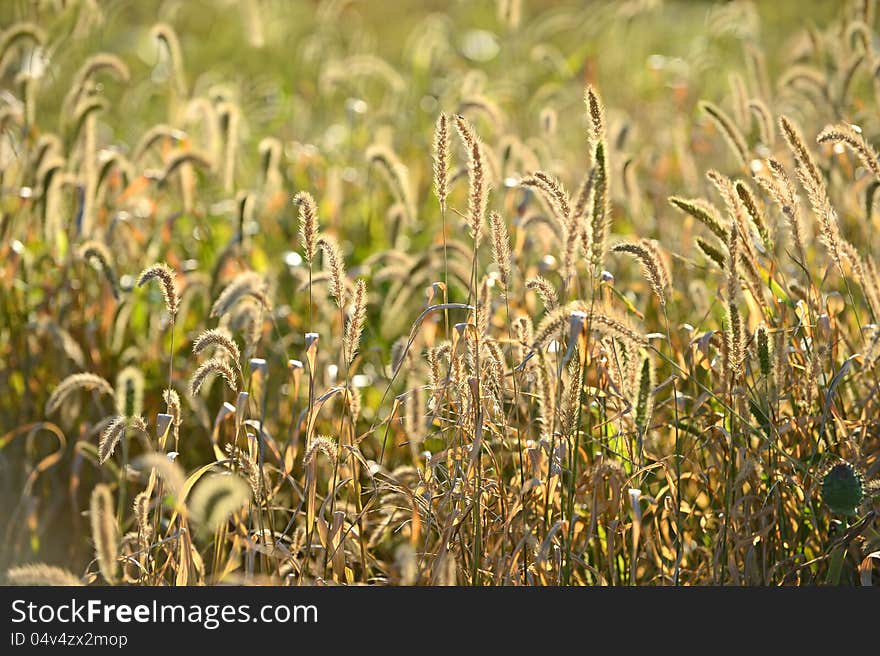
top-left (193, 328), bottom-right (241, 363)
top-left (62, 52), bottom-right (130, 114)
top-left (726, 221), bottom-right (739, 305)
top-left (585, 84), bottom-right (605, 153)
top-left (779, 114), bottom-right (823, 188)
top-left (756, 324), bottom-right (771, 377)
top-left (841, 240), bottom-right (880, 318)
top-left (560, 357), bottom-right (581, 438)
top-left (726, 301), bottom-right (744, 379)
top-left (294, 191), bottom-right (319, 263)
top-left (761, 157), bottom-right (807, 260)
top-left (210, 271), bottom-right (271, 318)
top-left (747, 98), bottom-right (775, 146)
top-left (837, 52), bottom-right (865, 106)
top-left (634, 355), bottom-right (654, 437)
top-left (729, 72), bottom-right (749, 128)
top-left (0, 22), bottom-right (46, 60)
top-left (259, 136), bottom-right (282, 189)
top-left (368, 156), bottom-right (413, 215)
top-left (90, 484), bottom-right (119, 584)
top-left (454, 115), bottom-right (489, 246)
top-left (78, 240), bottom-right (119, 299)
top-left (138, 263), bottom-right (179, 317)
top-left (540, 106), bottom-right (558, 137)
top-left (366, 144), bottom-right (416, 225)
top-left (189, 358), bottom-right (237, 396)
top-left (696, 237), bottom-right (726, 268)
top-left (317, 235), bottom-right (347, 308)
top-left (489, 211), bottom-right (511, 287)
top-left (241, 300), bottom-right (265, 357)
top-left (520, 170), bottom-right (570, 225)
top-left (773, 327), bottom-right (788, 389)
top-left (734, 180), bottom-right (773, 249)
top-left (36, 319), bottom-right (85, 369)
top-left (6, 564), bottom-right (83, 586)
top-left (846, 19), bottom-right (872, 52)
top-left (189, 473), bottom-right (252, 532)
top-left (133, 491), bottom-right (151, 540)
top-left (151, 22), bottom-right (186, 96)
top-left (526, 276), bottom-right (558, 311)
top-left (163, 388), bottom-right (181, 426)
top-left (98, 415), bottom-right (147, 464)
top-left (700, 100), bottom-right (749, 168)
top-left (157, 149), bottom-right (213, 186)
top-left (611, 239), bottom-right (670, 306)
top-left (46, 373), bottom-right (114, 415)
top-left (817, 123), bottom-right (880, 180)
top-left (570, 168), bottom-right (594, 227)
top-left (115, 366), bottom-right (144, 417)
top-left (459, 94), bottom-right (506, 133)
top-left (433, 112), bottom-right (450, 213)
top-left (589, 141), bottom-right (610, 270)
top-left (344, 279), bottom-right (368, 366)
top-left (427, 345), bottom-right (447, 401)
top-left (780, 115), bottom-right (845, 271)
top-left (724, 225), bottom-right (743, 379)
top-left (668, 196), bottom-right (727, 240)
top-left (217, 101), bottom-right (240, 193)
top-left (497, 0), bottom-right (522, 30)
top-left (533, 302), bottom-right (646, 349)
top-left (133, 123), bottom-right (181, 161)
top-left (562, 208), bottom-right (582, 286)
top-left (303, 435), bottom-right (338, 467)
top-left (345, 384), bottom-right (362, 423)
top-left (745, 43), bottom-right (771, 101)
top-left (133, 454), bottom-right (185, 499)
top-left (535, 351), bottom-right (554, 441)
top-left (706, 169), bottom-right (739, 219)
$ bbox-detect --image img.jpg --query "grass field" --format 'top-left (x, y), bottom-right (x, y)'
top-left (1, 0), bottom-right (879, 586)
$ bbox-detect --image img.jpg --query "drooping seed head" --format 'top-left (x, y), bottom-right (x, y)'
top-left (137, 262), bottom-right (179, 317)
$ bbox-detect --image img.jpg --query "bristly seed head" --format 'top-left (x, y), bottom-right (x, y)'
top-left (433, 112), bottom-right (450, 213)
top-left (137, 262), bottom-right (179, 317)
top-left (294, 191), bottom-right (319, 263)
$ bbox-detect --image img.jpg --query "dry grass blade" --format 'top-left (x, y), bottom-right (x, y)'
top-left (90, 484), bottom-right (118, 584)
top-left (211, 271), bottom-right (271, 318)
